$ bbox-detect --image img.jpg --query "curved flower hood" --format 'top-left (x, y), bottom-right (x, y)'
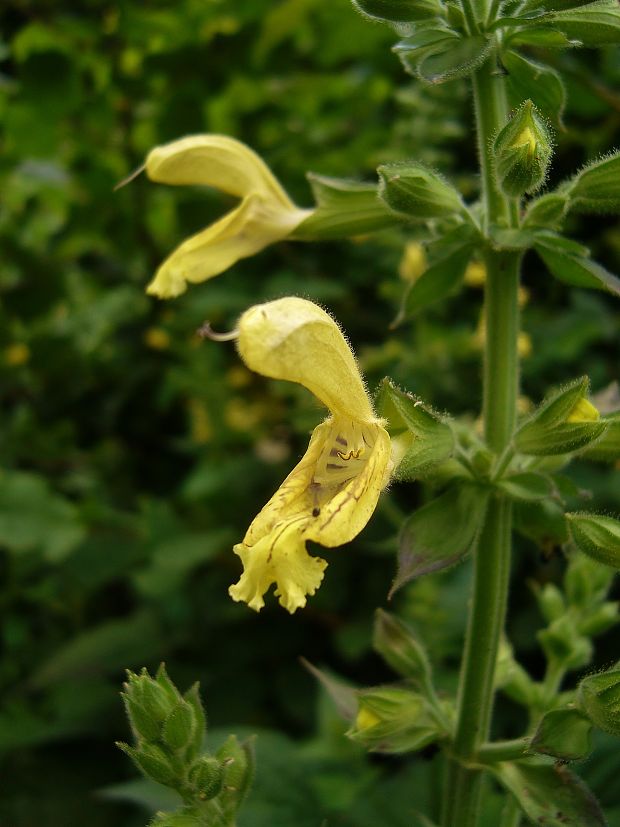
top-left (229, 297), bottom-right (391, 613)
top-left (144, 135), bottom-right (310, 299)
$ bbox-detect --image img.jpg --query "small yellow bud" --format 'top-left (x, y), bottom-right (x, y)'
top-left (225, 398), bottom-right (263, 432)
top-left (464, 260), bottom-right (486, 287)
top-left (398, 242), bottom-right (427, 283)
top-left (226, 365), bottom-right (253, 389)
top-left (4, 343), bottom-right (30, 366)
top-left (187, 398), bottom-right (212, 444)
top-left (567, 398), bottom-right (600, 423)
top-left (518, 332), bottom-right (533, 359)
top-left (518, 286), bottom-right (530, 308)
top-left (356, 706), bottom-right (381, 731)
top-left (144, 327), bottom-right (171, 350)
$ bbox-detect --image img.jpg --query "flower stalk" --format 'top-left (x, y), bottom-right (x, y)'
top-left (441, 52), bottom-right (521, 827)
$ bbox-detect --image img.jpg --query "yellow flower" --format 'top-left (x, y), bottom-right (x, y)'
top-left (144, 135), bottom-right (311, 299)
top-left (228, 297), bottom-right (391, 613)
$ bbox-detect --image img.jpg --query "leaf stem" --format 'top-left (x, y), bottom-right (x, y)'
top-left (440, 52), bottom-right (521, 827)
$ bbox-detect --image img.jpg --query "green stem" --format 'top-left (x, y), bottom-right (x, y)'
top-left (440, 54), bottom-right (521, 827)
top-left (478, 738), bottom-right (529, 762)
top-left (500, 797), bottom-right (522, 827)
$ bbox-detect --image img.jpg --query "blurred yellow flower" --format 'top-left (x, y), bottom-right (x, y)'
top-left (144, 327), bottom-right (171, 350)
top-left (464, 259), bottom-right (486, 287)
top-left (228, 297), bottom-right (391, 613)
top-left (398, 241), bottom-right (427, 283)
top-left (4, 343), bottom-right (30, 366)
top-left (144, 135), bottom-right (310, 298)
top-left (517, 332), bottom-right (533, 359)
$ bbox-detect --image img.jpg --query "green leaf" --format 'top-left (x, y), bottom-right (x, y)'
top-left (506, 26), bottom-right (579, 47)
top-left (566, 151), bottom-right (620, 214)
top-left (294, 173), bottom-right (399, 239)
top-left (498, 471), bottom-right (554, 501)
top-left (417, 34), bottom-right (492, 84)
top-left (394, 27), bottom-right (459, 74)
top-left (542, 0), bottom-right (620, 45)
top-left (567, 513), bottom-right (620, 568)
top-left (531, 708), bottom-right (593, 761)
top-left (494, 761), bottom-right (607, 826)
top-left (352, 0), bottom-right (443, 22)
top-left (513, 499), bottom-right (569, 549)
top-left (393, 225), bottom-right (476, 322)
top-left (391, 484), bottom-right (488, 596)
top-left (30, 611), bottom-right (164, 687)
top-left (503, 50), bottom-right (566, 129)
top-left (523, 192), bottom-right (569, 229)
top-left (535, 232), bottom-right (620, 296)
top-left (376, 378), bottom-right (454, 478)
top-left (0, 470), bottom-right (85, 561)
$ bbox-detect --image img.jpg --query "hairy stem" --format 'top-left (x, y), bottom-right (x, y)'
top-left (440, 51), bottom-right (521, 827)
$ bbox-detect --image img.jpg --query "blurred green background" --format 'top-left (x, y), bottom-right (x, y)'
top-left (1, 1), bottom-right (619, 825)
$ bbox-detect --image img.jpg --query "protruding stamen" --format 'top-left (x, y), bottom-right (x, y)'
top-left (197, 321), bottom-right (239, 342)
top-left (113, 163), bottom-right (146, 191)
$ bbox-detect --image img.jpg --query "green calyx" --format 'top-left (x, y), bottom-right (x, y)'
top-left (494, 100), bottom-right (553, 197)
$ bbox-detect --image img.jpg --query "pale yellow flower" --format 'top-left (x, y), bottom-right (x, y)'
top-left (144, 135), bottom-right (311, 299)
top-left (228, 297), bottom-right (391, 613)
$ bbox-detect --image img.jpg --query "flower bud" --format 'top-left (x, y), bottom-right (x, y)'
top-left (125, 698), bottom-right (162, 742)
top-left (567, 513), bottom-right (620, 569)
top-left (538, 615), bottom-right (592, 670)
top-left (378, 161), bottom-right (464, 220)
top-left (121, 743), bottom-right (178, 787)
top-left (494, 101), bottom-right (553, 197)
top-left (162, 701), bottom-right (197, 752)
top-left (373, 609), bottom-right (432, 685)
top-left (578, 668), bottom-right (620, 737)
top-left (139, 675), bottom-right (177, 723)
top-left (188, 757), bottom-right (224, 799)
top-left (216, 735), bottom-right (255, 817)
top-left (348, 685), bottom-right (439, 754)
top-left (536, 583), bottom-right (566, 623)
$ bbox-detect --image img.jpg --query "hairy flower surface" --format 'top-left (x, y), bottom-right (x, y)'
top-left (144, 135), bottom-right (310, 298)
top-left (229, 297), bottom-right (391, 613)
